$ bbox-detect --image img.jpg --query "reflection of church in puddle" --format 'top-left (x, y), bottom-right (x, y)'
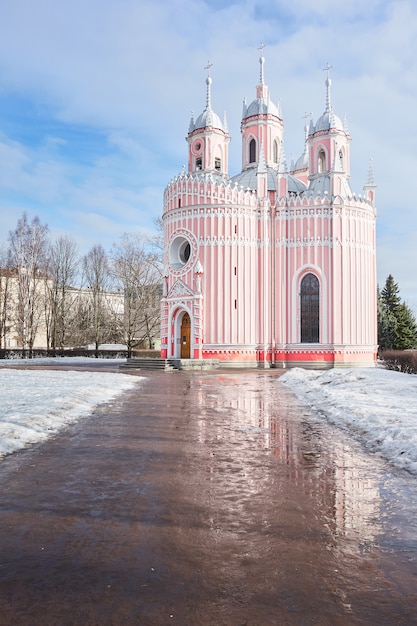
top-left (195, 376), bottom-right (381, 546)
top-left (161, 53), bottom-right (377, 369)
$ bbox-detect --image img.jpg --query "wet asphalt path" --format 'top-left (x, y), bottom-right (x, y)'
top-left (0, 367), bottom-right (417, 625)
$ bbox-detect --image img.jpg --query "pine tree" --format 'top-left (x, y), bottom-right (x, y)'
top-left (395, 302), bottom-right (417, 350)
top-left (378, 275), bottom-right (417, 350)
top-left (381, 274), bottom-right (401, 315)
top-left (377, 288), bottom-right (397, 349)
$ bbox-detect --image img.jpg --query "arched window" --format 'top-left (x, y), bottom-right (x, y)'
top-left (249, 138), bottom-right (256, 163)
top-left (273, 139), bottom-right (279, 164)
top-left (318, 149), bottom-right (326, 173)
top-left (300, 273), bottom-right (319, 343)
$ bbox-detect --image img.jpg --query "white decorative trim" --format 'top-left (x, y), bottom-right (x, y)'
top-left (168, 280), bottom-right (195, 298)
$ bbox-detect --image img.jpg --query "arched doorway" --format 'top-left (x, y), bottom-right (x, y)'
top-left (300, 274), bottom-right (319, 343)
top-left (180, 312), bottom-right (191, 358)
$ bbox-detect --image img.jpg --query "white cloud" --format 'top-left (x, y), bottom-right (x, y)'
top-left (0, 0), bottom-right (415, 307)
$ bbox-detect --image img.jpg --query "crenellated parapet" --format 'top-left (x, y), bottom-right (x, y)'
top-left (276, 192), bottom-right (375, 211)
top-left (164, 171), bottom-right (258, 212)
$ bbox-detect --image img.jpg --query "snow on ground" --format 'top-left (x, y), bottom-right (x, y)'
top-left (281, 366), bottom-right (417, 475)
top-left (0, 358), bottom-right (141, 460)
top-left (0, 356), bottom-right (125, 367)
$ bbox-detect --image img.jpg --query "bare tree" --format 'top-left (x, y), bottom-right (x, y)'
top-left (8, 213), bottom-right (49, 357)
top-left (82, 244), bottom-right (113, 356)
top-left (110, 233), bottom-right (162, 358)
top-left (45, 235), bottom-right (79, 351)
top-left (0, 245), bottom-right (13, 349)
top-left (151, 216), bottom-right (164, 253)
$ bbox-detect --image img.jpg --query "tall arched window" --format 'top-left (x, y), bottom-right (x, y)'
top-left (318, 149), bottom-right (326, 173)
top-left (273, 139), bottom-right (279, 164)
top-left (249, 138), bottom-right (256, 163)
top-left (301, 273), bottom-right (319, 343)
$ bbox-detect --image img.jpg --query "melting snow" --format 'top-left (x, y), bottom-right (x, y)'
top-left (281, 366), bottom-right (417, 475)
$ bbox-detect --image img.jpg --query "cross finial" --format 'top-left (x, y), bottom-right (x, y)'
top-left (323, 62), bottom-right (333, 112)
top-left (323, 62), bottom-right (333, 80)
top-left (204, 61), bottom-right (213, 76)
top-left (302, 112), bottom-right (313, 138)
top-left (257, 42), bottom-right (266, 84)
top-left (204, 61), bottom-right (213, 108)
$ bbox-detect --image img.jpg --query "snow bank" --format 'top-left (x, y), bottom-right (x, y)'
top-left (0, 368), bottom-right (141, 459)
top-left (281, 367), bottom-right (417, 474)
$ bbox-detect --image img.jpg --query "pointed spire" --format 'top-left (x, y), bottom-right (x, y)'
top-left (188, 110), bottom-right (195, 133)
top-left (278, 140), bottom-right (288, 173)
top-left (367, 157), bottom-right (375, 185)
top-left (223, 111), bottom-right (228, 133)
top-left (323, 62), bottom-right (333, 113)
top-left (343, 112), bottom-right (350, 135)
top-left (258, 42), bottom-right (266, 84)
top-left (303, 112), bottom-right (312, 142)
top-left (363, 157), bottom-right (377, 204)
top-left (204, 61), bottom-right (213, 110)
top-left (257, 142), bottom-right (267, 174)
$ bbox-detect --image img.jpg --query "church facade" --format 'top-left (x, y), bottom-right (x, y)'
top-left (160, 56), bottom-right (377, 369)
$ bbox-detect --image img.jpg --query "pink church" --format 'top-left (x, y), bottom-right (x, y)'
top-left (161, 56), bottom-right (377, 369)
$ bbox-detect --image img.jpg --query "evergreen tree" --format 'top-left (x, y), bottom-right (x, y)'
top-left (395, 302), bottom-right (417, 350)
top-left (381, 274), bottom-right (401, 315)
top-left (378, 275), bottom-right (417, 350)
top-left (377, 288), bottom-right (397, 349)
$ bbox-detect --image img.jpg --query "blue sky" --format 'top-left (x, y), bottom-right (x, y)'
top-left (0, 0), bottom-right (416, 309)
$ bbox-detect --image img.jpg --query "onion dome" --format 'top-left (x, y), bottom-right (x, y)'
top-left (242, 52), bottom-right (281, 120)
top-left (310, 64), bottom-right (344, 133)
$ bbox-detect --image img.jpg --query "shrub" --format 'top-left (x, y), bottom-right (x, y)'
top-left (379, 350), bottom-right (417, 374)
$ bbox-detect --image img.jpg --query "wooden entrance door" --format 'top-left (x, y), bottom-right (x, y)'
top-left (180, 313), bottom-right (191, 358)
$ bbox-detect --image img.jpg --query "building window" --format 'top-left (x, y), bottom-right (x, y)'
top-left (249, 138), bottom-right (256, 163)
top-left (318, 149), bottom-right (326, 173)
top-left (170, 235), bottom-right (192, 269)
top-left (196, 157), bottom-right (202, 170)
top-left (215, 157), bottom-right (221, 171)
top-left (300, 273), bottom-right (319, 343)
top-left (339, 149), bottom-right (344, 171)
top-left (273, 139), bottom-right (279, 164)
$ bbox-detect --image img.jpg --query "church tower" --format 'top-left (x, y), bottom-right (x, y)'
top-left (161, 56), bottom-right (377, 369)
top-left (187, 62), bottom-right (230, 177)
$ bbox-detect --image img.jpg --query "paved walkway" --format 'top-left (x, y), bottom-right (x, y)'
top-left (0, 368), bottom-right (416, 625)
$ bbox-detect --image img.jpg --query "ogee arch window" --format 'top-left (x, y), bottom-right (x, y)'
top-left (318, 149), bottom-right (326, 173)
top-left (273, 139), bottom-right (279, 164)
top-left (300, 273), bottom-right (319, 343)
top-left (249, 138), bottom-right (256, 163)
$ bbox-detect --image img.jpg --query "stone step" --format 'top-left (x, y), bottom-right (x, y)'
top-left (119, 358), bottom-right (176, 371)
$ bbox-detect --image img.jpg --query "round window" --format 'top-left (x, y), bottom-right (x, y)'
top-left (170, 236), bottom-right (192, 269)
